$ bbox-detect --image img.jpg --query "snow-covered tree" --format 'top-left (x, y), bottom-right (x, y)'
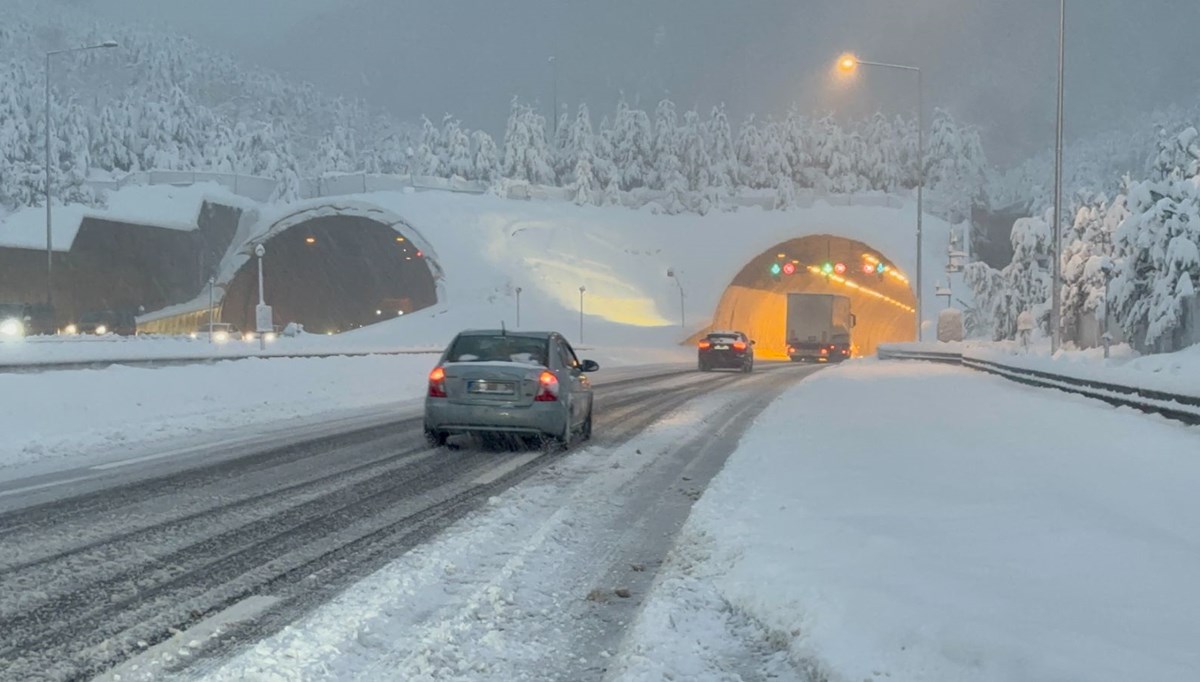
top-left (649, 98), bottom-right (681, 190)
top-left (705, 104), bottom-right (739, 191)
top-left (1110, 177), bottom-right (1200, 349)
top-left (416, 116), bottom-right (443, 177)
top-left (1060, 192), bottom-right (1126, 337)
top-left (559, 103), bottom-right (597, 186)
top-left (677, 110), bottom-right (711, 192)
top-left (736, 116), bottom-right (770, 189)
top-left (570, 156), bottom-right (597, 206)
top-left (608, 99), bottom-right (653, 190)
top-left (444, 118), bottom-right (474, 179)
top-left (500, 99), bottom-right (555, 184)
top-left (471, 129), bottom-right (499, 183)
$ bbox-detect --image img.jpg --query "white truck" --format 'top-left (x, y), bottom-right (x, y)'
top-left (785, 293), bottom-right (855, 362)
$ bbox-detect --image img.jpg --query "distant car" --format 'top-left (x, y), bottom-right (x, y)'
top-left (71, 310), bottom-right (137, 336)
top-left (423, 330), bottom-right (600, 448)
top-left (0, 303), bottom-right (30, 339)
top-left (190, 322), bottom-right (242, 343)
top-left (698, 330), bottom-right (755, 372)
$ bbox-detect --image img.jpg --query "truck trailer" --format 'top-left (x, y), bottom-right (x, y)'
top-left (785, 293), bottom-right (855, 362)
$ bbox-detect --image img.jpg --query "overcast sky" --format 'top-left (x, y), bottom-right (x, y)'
top-left (82, 0), bottom-right (1200, 166)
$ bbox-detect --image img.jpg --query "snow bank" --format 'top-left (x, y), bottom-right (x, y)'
top-left (613, 361), bottom-right (1200, 682)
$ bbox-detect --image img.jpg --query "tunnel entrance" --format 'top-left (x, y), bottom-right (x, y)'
top-left (224, 215), bottom-right (438, 334)
top-left (709, 235), bottom-right (917, 358)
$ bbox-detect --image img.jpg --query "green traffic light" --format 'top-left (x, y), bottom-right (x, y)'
top-left (876, 262), bottom-right (887, 274)
top-left (770, 263), bottom-right (782, 275)
top-left (821, 262), bottom-right (833, 274)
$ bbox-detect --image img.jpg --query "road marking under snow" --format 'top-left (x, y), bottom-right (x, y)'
top-left (94, 595), bottom-right (280, 682)
top-left (471, 451), bottom-right (542, 486)
top-left (0, 474), bottom-right (94, 499)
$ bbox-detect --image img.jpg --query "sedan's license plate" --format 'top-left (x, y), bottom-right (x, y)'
top-left (713, 345), bottom-right (729, 350)
top-left (469, 380), bottom-right (515, 395)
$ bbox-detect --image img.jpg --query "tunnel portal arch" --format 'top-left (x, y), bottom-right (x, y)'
top-left (709, 234), bottom-right (917, 358)
top-left (223, 202), bottom-right (445, 334)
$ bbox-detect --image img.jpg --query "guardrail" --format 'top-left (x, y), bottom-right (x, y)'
top-left (877, 345), bottom-right (1200, 425)
top-left (0, 348), bottom-right (442, 374)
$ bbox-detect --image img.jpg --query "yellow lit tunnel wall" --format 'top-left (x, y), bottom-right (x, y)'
top-left (706, 235), bottom-right (917, 359)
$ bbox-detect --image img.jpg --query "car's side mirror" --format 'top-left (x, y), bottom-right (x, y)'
top-left (580, 359), bottom-right (600, 372)
top-left (850, 314), bottom-right (858, 328)
top-left (750, 340), bottom-right (756, 345)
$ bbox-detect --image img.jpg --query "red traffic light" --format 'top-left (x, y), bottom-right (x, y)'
top-left (862, 263), bottom-right (875, 275)
top-left (782, 262), bottom-right (797, 276)
top-left (833, 262), bottom-right (847, 275)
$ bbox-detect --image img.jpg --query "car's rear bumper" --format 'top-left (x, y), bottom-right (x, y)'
top-left (424, 398), bottom-right (566, 436)
top-left (699, 351), bottom-right (750, 367)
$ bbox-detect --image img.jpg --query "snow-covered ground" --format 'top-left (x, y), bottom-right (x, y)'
top-left (610, 361), bottom-right (1200, 682)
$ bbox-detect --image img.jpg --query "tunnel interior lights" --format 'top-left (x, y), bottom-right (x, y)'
top-left (805, 265), bottom-right (916, 313)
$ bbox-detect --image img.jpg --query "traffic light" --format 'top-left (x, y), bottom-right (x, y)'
top-left (876, 262), bottom-right (887, 274)
top-left (833, 262), bottom-right (847, 275)
top-left (769, 262), bottom-right (782, 276)
top-left (782, 262), bottom-right (797, 276)
top-left (862, 263), bottom-right (875, 275)
top-left (821, 262), bottom-right (834, 275)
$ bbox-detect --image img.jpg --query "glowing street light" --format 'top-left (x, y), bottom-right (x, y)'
top-left (836, 50), bottom-right (924, 341)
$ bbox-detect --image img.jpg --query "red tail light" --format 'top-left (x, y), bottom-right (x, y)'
top-left (535, 370), bottom-right (559, 401)
top-left (732, 341), bottom-right (747, 351)
top-left (820, 348), bottom-right (829, 355)
top-left (787, 346), bottom-right (795, 354)
top-left (428, 366), bottom-right (447, 398)
top-left (698, 340), bottom-right (711, 349)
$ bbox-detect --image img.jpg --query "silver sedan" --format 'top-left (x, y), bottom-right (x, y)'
top-left (423, 330), bottom-right (599, 447)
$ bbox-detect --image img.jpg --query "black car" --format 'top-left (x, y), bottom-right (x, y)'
top-left (697, 330), bottom-right (755, 372)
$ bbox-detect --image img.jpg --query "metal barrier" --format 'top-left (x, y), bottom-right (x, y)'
top-left (877, 345), bottom-right (1200, 425)
top-left (0, 348), bottom-right (441, 375)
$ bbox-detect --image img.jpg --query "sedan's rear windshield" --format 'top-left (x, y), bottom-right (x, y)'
top-left (448, 335), bottom-right (549, 366)
top-left (707, 335), bottom-right (740, 344)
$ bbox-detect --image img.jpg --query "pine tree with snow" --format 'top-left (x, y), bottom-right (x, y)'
top-left (559, 103), bottom-right (597, 185)
top-left (499, 100), bottom-right (554, 185)
top-left (677, 109), bottom-right (711, 192)
top-left (1060, 192), bottom-right (1127, 338)
top-left (416, 116), bottom-right (443, 177)
top-left (761, 119), bottom-right (793, 188)
top-left (649, 98), bottom-right (681, 190)
top-left (781, 109), bottom-right (814, 188)
top-left (570, 156), bottom-right (597, 206)
top-left (608, 99), bottom-right (653, 191)
top-left (736, 116), bottom-right (770, 189)
top-left (471, 129), bottom-right (500, 183)
top-left (705, 104), bottom-right (739, 191)
top-left (445, 119), bottom-right (474, 180)
top-left (1110, 177), bottom-right (1200, 350)
top-left (774, 176), bottom-right (797, 210)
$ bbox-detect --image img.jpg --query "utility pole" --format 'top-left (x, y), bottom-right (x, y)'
top-left (1050, 0), bottom-right (1067, 354)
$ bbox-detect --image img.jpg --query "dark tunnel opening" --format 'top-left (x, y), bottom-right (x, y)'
top-left (223, 215), bottom-right (438, 334)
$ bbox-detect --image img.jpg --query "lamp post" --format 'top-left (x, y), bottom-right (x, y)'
top-left (667, 267), bottom-right (685, 327)
top-left (44, 40), bottom-right (119, 306)
top-left (1050, 0), bottom-right (1067, 354)
top-left (515, 286), bottom-right (523, 328)
top-left (548, 55), bottom-right (559, 137)
top-left (254, 243), bottom-right (269, 350)
top-left (207, 276), bottom-right (216, 343)
top-left (837, 52), bottom-right (924, 341)
top-left (578, 285), bottom-right (586, 342)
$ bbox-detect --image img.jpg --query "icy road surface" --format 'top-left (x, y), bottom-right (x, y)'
top-left (0, 362), bottom-right (818, 681)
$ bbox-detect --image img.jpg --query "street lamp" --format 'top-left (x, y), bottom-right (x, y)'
top-left (253, 242), bottom-right (271, 350)
top-left (837, 51), bottom-right (924, 341)
top-left (515, 286), bottom-right (523, 328)
top-left (667, 267), bottom-right (685, 328)
top-left (1050, 0), bottom-right (1067, 354)
top-left (45, 40), bottom-right (118, 306)
top-left (578, 285), bottom-right (586, 342)
top-left (548, 55), bottom-right (559, 137)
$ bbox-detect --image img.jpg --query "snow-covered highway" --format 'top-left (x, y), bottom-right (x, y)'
top-left (0, 362), bottom-right (819, 681)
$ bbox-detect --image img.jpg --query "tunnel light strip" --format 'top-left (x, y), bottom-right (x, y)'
top-left (807, 266), bottom-right (916, 313)
top-left (861, 253), bottom-right (910, 284)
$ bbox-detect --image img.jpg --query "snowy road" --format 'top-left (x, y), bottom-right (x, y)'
top-left (0, 362), bottom-right (818, 681)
